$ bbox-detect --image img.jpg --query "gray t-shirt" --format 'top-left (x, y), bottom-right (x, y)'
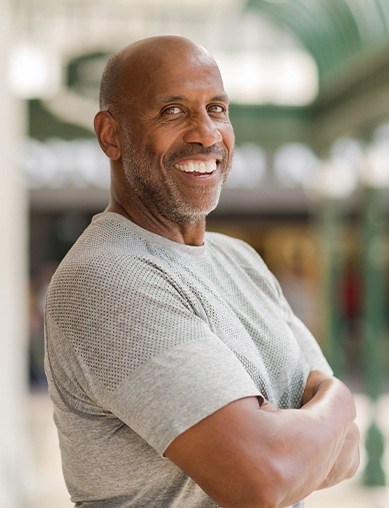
top-left (44, 212), bottom-right (332, 507)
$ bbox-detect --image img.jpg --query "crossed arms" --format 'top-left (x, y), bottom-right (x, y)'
top-left (165, 370), bottom-right (360, 508)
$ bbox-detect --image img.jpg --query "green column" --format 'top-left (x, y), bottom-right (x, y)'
top-left (320, 198), bottom-right (345, 378)
top-left (362, 186), bottom-right (386, 486)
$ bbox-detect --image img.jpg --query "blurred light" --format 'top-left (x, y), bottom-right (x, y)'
top-left (330, 137), bottom-right (366, 171)
top-left (363, 144), bottom-right (389, 188)
top-left (8, 44), bottom-right (60, 98)
top-left (215, 50), bottom-right (318, 105)
top-left (274, 143), bottom-right (318, 187)
top-left (227, 143), bottom-right (267, 188)
top-left (304, 159), bottom-right (358, 200)
top-left (372, 122), bottom-right (389, 143)
top-left (269, 52), bottom-right (318, 105)
top-left (23, 137), bottom-right (269, 191)
top-left (359, 124), bottom-right (389, 188)
top-left (22, 138), bottom-right (109, 189)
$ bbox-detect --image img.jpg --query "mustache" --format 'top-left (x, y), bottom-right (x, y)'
top-left (164, 145), bottom-right (228, 165)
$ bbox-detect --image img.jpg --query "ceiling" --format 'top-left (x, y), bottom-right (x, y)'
top-left (246, 0), bottom-right (389, 82)
top-left (245, 0), bottom-right (389, 149)
top-left (15, 0), bottom-right (389, 212)
top-left (11, 0), bottom-right (389, 150)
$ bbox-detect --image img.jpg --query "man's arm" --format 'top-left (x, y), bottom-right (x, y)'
top-left (317, 421), bottom-right (360, 489)
top-left (301, 370), bottom-right (360, 490)
top-left (165, 371), bottom-right (359, 508)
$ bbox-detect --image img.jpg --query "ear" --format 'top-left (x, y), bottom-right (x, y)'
top-left (94, 111), bottom-right (121, 161)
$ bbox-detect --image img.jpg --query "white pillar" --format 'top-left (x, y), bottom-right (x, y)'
top-left (0, 0), bottom-right (29, 506)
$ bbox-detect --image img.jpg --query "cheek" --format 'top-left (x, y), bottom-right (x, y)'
top-left (223, 124), bottom-right (235, 151)
top-left (143, 137), bottom-right (175, 163)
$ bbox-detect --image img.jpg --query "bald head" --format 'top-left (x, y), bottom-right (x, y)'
top-left (99, 36), bottom-right (219, 113)
top-left (94, 34), bottom-right (234, 234)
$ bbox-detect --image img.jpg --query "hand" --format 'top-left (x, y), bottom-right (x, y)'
top-left (301, 370), bottom-right (360, 489)
top-left (318, 421), bottom-right (360, 489)
top-left (302, 371), bottom-right (356, 428)
top-left (301, 370), bottom-right (334, 406)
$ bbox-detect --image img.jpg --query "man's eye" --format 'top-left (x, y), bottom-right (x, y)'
top-left (162, 106), bottom-right (182, 115)
top-left (208, 104), bottom-right (225, 113)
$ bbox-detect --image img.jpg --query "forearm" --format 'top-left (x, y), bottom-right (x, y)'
top-left (257, 405), bottom-right (351, 505)
top-left (165, 373), bottom-right (359, 508)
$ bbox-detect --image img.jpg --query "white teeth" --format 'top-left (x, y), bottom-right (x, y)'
top-left (174, 161), bottom-right (217, 173)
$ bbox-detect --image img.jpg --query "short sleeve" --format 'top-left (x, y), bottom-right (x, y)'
top-left (103, 334), bottom-right (262, 455)
top-left (45, 255), bottom-right (262, 456)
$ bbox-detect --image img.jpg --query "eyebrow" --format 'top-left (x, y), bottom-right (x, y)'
top-left (210, 94), bottom-right (229, 103)
top-left (160, 94), bottom-right (229, 104)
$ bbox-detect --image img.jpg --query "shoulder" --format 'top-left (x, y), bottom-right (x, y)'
top-left (46, 215), bottom-right (179, 317)
top-left (205, 231), bottom-right (266, 268)
top-left (205, 231), bottom-right (283, 299)
top-left (205, 231), bottom-right (255, 254)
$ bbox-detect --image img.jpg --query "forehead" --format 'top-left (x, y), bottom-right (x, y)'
top-left (123, 50), bottom-right (227, 107)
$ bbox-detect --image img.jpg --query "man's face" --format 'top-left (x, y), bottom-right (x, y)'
top-left (118, 50), bottom-right (235, 224)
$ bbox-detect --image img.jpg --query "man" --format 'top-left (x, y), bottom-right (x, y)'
top-left (45, 35), bottom-right (359, 507)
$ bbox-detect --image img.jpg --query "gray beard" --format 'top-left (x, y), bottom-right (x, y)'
top-left (121, 136), bottom-right (230, 224)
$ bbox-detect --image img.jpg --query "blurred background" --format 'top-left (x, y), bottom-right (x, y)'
top-left (1, 0), bottom-right (389, 506)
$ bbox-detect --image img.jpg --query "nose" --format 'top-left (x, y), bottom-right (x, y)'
top-left (183, 112), bottom-right (223, 147)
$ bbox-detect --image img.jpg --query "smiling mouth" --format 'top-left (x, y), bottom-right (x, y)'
top-left (173, 161), bottom-right (217, 174)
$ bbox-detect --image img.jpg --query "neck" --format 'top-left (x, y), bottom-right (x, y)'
top-left (106, 196), bottom-right (206, 246)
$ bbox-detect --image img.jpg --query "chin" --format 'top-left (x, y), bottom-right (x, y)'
top-left (163, 211), bottom-right (206, 225)
top-left (163, 205), bottom-right (216, 224)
